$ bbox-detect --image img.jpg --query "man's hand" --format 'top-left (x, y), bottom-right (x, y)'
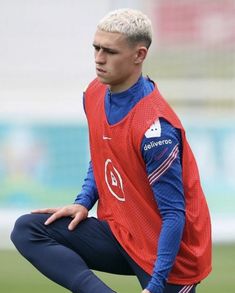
top-left (32, 204), bottom-right (88, 230)
top-left (142, 290), bottom-right (151, 293)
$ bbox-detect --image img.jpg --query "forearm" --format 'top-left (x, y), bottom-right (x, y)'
top-left (74, 161), bottom-right (99, 210)
top-left (146, 211), bottom-right (185, 293)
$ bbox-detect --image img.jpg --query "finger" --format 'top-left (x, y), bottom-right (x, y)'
top-left (68, 214), bottom-right (83, 231)
top-left (44, 214), bottom-right (56, 225)
top-left (68, 209), bottom-right (88, 231)
top-left (44, 209), bottom-right (65, 225)
top-left (31, 208), bottom-right (59, 214)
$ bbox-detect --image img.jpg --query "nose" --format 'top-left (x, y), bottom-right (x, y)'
top-left (95, 49), bottom-right (106, 64)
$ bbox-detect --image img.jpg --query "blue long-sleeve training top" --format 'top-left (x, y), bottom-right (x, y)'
top-left (74, 76), bottom-right (185, 293)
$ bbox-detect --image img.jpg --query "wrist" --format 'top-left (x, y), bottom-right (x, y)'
top-left (146, 282), bottom-right (164, 293)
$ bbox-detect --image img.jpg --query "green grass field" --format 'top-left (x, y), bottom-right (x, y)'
top-left (0, 244), bottom-right (234, 293)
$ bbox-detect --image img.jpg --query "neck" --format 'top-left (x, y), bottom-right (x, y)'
top-left (109, 72), bottom-right (142, 94)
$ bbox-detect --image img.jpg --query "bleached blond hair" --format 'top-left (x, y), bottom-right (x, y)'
top-left (97, 8), bottom-right (152, 48)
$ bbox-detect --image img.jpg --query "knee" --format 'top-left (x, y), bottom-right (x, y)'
top-left (11, 214), bottom-right (32, 248)
top-left (11, 213), bottom-right (46, 251)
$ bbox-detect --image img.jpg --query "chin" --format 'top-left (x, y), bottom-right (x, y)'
top-left (96, 76), bottom-right (110, 85)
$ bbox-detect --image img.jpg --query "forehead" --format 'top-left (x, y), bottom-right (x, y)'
top-left (93, 30), bottom-right (130, 48)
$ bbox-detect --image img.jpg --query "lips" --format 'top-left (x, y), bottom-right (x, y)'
top-left (96, 67), bottom-right (106, 73)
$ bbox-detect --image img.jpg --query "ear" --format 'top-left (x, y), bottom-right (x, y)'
top-left (134, 46), bottom-right (148, 64)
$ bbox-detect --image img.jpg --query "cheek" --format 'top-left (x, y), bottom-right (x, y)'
top-left (112, 58), bottom-right (134, 73)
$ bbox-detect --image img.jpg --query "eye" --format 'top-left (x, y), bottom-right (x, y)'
top-left (103, 48), bottom-right (118, 55)
top-left (93, 44), bottom-right (118, 55)
top-left (106, 49), bottom-right (116, 54)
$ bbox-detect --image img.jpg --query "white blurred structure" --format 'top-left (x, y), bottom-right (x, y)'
top-left (0, 0), bottom-right (142, 123)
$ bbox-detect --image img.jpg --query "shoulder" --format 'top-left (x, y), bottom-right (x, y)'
top-left (143, 117), bottom-right (181, 143)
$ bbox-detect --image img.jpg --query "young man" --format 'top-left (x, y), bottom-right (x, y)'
top-left (11, 9), bottom-right (212, 293)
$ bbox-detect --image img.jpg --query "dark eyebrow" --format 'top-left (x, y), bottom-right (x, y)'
top-left (92, 44), bottom-right (101, 50)
top-left (92, 43), bottom-right (119, 54)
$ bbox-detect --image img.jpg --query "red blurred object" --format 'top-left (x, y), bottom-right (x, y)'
top-left (153, 0), bottom-right (235, 48)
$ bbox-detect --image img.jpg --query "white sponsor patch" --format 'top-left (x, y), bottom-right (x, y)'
top-left (144, 139), bottom-right (172, 151)
top-left (145, 118), bottom-right (161, 138)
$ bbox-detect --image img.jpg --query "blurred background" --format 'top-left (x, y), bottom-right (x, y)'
top-left (0, 0), bottom-right (235, 292)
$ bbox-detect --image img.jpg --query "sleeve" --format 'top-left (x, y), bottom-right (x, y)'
top-left (73, 91), bottom-right (99, 210)
top-left (141, 118), bottom-right (185, 293)
top-left (74, 161), bottom-right (99, 210)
